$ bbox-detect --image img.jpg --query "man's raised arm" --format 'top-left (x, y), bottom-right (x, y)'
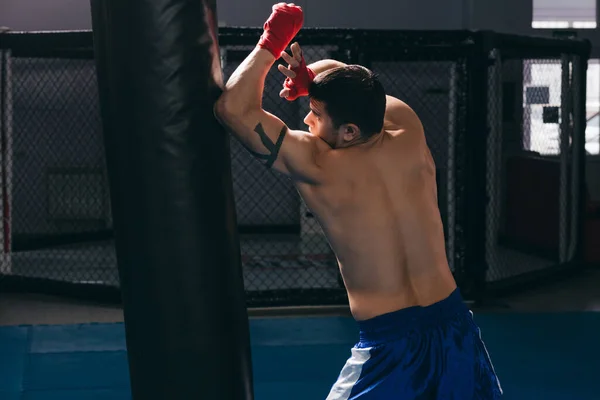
top-left (215, 48), bottom-right (287, 169)
top-left (214, 3), bottom-right (324, 184)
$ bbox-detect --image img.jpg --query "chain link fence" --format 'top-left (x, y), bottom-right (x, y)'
top-left (7, 55), bottom-right (116, 285)
top-left (483, 38), bottom-right (588, 290)
top-left (221, 43), bottom-right (341, 301)
top-left (0, 29), bottom-right (591, 306)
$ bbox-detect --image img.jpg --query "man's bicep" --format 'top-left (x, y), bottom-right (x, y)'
top-left (240, 109), bottom-right (289, 170)
top-left (249, 110), bottom-right (323, 184)
top-left (215, 106), bottom-right (321, 182)
top-left (215, 103), bottom-right (287, 166)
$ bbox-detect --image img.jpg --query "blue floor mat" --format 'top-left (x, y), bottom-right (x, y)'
top-left (0, 313), bottom-right (599, 399)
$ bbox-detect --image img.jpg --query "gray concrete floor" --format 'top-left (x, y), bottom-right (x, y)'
top-left (1, 268), bottom-right (598, 327)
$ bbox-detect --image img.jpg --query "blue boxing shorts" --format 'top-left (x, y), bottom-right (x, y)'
top-left (326, 289), bottom-right (503, 399)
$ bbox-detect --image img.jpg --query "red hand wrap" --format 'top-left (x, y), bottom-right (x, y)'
top-left (257, 3), bottom-right (304, 58)
top-left (283, 55), bottom-right (315, 101)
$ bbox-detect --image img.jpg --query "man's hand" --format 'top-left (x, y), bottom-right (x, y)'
top-left (257, 3), bottom-right (304, 59)
top-left (278, 42), bottom-right (315, 101)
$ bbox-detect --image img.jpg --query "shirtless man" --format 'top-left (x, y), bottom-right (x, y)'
top-left (214, 3), bottom-right (502, 399)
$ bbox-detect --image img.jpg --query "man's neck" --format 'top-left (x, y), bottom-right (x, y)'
top-left (339, 131), bottom-right (384, 149)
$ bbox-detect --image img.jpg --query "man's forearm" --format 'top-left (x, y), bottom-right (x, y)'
top-left (220, 47), bottom-right (276, 114)
top-left (308, 59), bottom-right (347, 75)
top-left (221, 56), bottom-right (346, 112)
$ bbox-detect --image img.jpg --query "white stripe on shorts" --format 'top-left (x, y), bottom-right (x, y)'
top-left (326, 347), bottom-right (373, 400)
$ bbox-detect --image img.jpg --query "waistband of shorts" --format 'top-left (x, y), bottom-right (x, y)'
top-left (357, 288), bottom-right (469, 345)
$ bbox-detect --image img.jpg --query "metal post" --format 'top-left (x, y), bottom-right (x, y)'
top-left (462, 32), bottom-right (491, 302)
top-left (559, 55), bottom-right (571, 263)
top-left (447, 63), bottom-right (457, 272)
top-left (0, 40), bottom-right (13, 275)
top-left (485, 49), bottom-right (503, 281)
top-left (569, 55), bottom-right (588, 263)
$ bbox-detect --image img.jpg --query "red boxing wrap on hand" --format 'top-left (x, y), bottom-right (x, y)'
top-left (283, 55), bottom-right (315, 101)
top-left (257, 3), bottom-right (304, 58)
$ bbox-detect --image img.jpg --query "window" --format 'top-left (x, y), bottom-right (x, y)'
top-left (523, 60), bottom-right (600, 156)
top-left (524, 61), bottom-right (562, 155)
top-left (586, 113), bottom-right (600, 155)
top-left (586, 60), bottom-right (600, 155)
top-left (532, 0), bottom-right (597, 29)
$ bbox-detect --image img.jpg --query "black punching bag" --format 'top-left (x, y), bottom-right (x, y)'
top-left (89, 0), bottom-right (254, 399)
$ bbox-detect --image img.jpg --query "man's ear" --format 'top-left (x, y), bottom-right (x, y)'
top-left (341, 123), bottom-right (360, 142)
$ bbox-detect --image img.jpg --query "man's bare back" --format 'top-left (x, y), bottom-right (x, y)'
top-left (296, 97), bottom-right (456, 320)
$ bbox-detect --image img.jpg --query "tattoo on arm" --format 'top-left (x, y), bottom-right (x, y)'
top-left (244, 123), bottom-right (287, 169)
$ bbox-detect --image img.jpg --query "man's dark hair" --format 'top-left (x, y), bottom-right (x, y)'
top-left (308, 65), bottom-right (386, 139)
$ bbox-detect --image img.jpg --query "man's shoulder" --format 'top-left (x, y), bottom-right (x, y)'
top-left (384, 96), bottom-right (423, 133)
top-left (287, 129), bottom-right (332, 157)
